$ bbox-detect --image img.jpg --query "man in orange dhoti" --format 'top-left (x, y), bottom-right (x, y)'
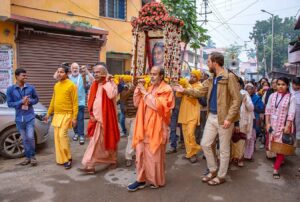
top-left (127, 66), bottom-right (175, 192)
top-left (78, 63), bottom-right (120, 174)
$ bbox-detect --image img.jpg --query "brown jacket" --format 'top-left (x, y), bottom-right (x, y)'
top-left (184, 69), bottom-right (241, 125)
top-left (120, 87), bottom-right (137, 118)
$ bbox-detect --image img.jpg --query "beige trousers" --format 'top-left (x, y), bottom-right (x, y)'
top-left (201, 113), bottom-right (233, 178)
top-left (125, 117), bottom-right (136, 160)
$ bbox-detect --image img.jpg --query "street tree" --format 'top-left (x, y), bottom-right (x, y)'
top-left (162, 0), bottom-right (210, 64)
top-left (250, 16), bottom-right (300, 72)
top-left (224, 43), bottom-right (243, 68)
top-left (246, 48), bottom-right (256, 59)
top-left (206, 39), bottom-right (216, 48)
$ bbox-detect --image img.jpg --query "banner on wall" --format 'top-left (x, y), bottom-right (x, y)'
top-left (0, 45), bottom-right (13, 93)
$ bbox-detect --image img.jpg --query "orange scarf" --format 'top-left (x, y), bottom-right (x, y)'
top-left (132, 81), bottom-right (175, 153)
top-left (87, 81), bottom-right (120, 151)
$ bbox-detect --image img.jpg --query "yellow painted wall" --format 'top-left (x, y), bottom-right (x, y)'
top-left (0, 0), bottom-right (11, 20)
top-left (10, 0), bottom-right (141, 61)
top-left (125, 59), bottom-right (131, 71)
top-left (0, 21), bottom-right (17, 70)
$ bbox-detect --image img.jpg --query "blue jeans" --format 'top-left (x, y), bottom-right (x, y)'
top-left (16, 119), bottom-right (35, 159)
top-left (169, 108), bottom-right (179, 149)
top-left (73, 106), bottom-right (85, 137)
top-left (119, 110), bottom-right (127, 134)
top-left (195, 111), bottom-right (207, 144)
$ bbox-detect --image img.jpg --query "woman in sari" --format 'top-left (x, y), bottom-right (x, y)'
top-left (232, 79), bottom-right (254, 167)
top-left (265, 77), bottom-right (296, 179)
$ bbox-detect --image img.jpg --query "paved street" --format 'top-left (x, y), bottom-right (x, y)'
top-left (0, 124), bottom-right (299, 202)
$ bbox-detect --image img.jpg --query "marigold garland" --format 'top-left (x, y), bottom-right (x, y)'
top-left (113, 75), bottom-right (189, 89)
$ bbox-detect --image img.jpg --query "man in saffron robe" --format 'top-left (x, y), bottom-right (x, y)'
top-left (127, 66), bottom-right (175, 191)
top-left (177, 70), bottom-right (202, 163)
top-left (78, 63), bottom-right (120, 174)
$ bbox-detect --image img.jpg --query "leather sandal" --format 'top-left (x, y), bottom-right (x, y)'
top-left (207, 177), bottom-right (226, 186)
top-left (202, 171), bottom-right (217, 183)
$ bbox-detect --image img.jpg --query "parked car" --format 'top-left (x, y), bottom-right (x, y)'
top-left (0, 91), bottom-right (50, 158)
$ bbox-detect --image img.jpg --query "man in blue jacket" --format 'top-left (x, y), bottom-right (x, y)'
top-left (7, 68), bottom-right (39, 166)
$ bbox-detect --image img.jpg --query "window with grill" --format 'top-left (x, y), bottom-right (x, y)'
top-left (100, 0), bottom-right (126, 20)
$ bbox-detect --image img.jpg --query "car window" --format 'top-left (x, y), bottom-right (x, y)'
top-left (0, 92), bottom-right (6, 104)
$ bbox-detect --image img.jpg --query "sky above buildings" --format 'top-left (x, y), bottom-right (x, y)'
top-left (198, 0), bottom-right (300, 61)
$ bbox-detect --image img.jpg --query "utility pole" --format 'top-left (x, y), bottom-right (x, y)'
top-left (261, 9), bottom-right (274, 73)
top-left (199, 0), bottom-right (212, 24)
top-left (194, 0), bottom-right (198, 69)
top-left (262, 36), bottom-right (267, 77)
top-left (255, 40), bottom-right (260, 80)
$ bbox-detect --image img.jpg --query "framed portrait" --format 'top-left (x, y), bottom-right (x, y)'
top-left (147, 38), bottom-right (164, 71)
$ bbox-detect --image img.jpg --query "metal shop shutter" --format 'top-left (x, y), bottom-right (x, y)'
top-left (17, 30), bottom-right (101, 108)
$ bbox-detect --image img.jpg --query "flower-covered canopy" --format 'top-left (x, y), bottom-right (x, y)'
top-left (131, 2), bottom-right (184, 81)
top-left (131, 2), bottom-right (184, 30)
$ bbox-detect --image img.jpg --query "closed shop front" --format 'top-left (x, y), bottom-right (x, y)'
top-left (15, 20), bottom-right (107, 107)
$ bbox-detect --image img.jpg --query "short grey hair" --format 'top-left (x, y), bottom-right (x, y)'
top-left (71, 62), bottom-right (79, 69)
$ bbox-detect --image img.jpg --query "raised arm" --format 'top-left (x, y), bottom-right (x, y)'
top-left (180, 79), bottom-right (209, 98)
top-left (103, 81), bottom-right (118, 99)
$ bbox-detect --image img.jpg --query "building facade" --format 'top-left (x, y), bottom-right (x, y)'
top-left (0, 0), bottom-right (143, 106)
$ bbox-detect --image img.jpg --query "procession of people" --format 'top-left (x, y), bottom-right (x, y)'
top-left (6, 51), bottom-right (300, 193)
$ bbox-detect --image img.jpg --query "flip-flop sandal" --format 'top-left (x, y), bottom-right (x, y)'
top-left (208, 177), bottom-right (226, 186)
top-left (273, 173), bottom-right (280, 179)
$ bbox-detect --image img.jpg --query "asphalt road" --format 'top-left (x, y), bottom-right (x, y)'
top-left (0, 125), bottom-right (299, 202)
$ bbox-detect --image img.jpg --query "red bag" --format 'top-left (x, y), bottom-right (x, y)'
top-left (232, 132), bottom-right (247, 143)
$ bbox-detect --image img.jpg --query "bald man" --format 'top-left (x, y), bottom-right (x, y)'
top-left (127, 66), bottom-right (175, 191)
top-left (78, 63), bottom-right (120, 174)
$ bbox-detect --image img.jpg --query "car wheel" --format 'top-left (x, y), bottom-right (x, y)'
top-left (0, 127), bottom-right (24, 158)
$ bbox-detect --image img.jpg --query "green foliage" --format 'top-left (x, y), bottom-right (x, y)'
top-left (58, 20), bottom-right (71, 25)
top-left (58, 20), bottom-right (92, 28)
top-left (224, 43), bottom-right (243, 67)
top-left (246, 48), bottom-right (256, 59)
top-left (206, 39), bottom-right (216, 48)
top-left (71, 21), bottom-right (92, 28)
top-left (250, 16), bottom-right (300, 71)
top-left (161, 0), bottom-right (210, 46)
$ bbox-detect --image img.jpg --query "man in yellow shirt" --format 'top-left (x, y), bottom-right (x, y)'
top-left (177, 70), bottom-right (202, 163)
top-left (45, 64), bottom-right (78, 169)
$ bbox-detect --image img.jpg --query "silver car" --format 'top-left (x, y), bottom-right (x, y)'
top-left (0, 92), bottom-right (50, 158)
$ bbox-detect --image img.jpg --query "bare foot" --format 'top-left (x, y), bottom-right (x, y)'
top-left (108, 163), bottom-right (117, 170)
